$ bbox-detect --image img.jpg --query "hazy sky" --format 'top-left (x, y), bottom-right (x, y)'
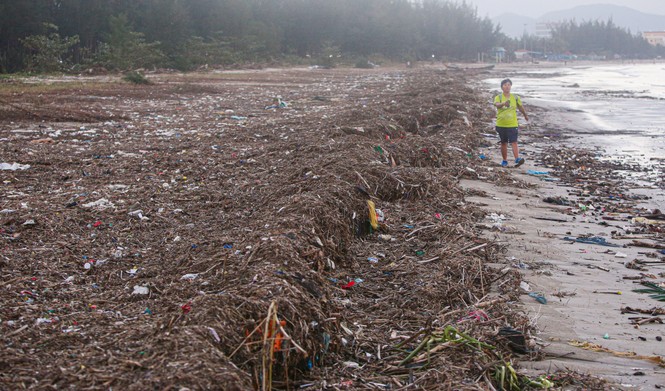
top-left (468, 0), bottom-right (665, 18)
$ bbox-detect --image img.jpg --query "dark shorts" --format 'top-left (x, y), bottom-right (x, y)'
top-left (496, 126), bottom-right (518, 143)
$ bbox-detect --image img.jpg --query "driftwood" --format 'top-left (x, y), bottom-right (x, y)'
top-left (0, 68), bottom-right (613, 390)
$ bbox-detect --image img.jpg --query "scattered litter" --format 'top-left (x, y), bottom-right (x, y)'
top-left (132, 285), bottom-right (150, 295)
top-left (543, 196), bottom-right (570, 206)
top-left (208, 327), bottom-right (221, 343)
top-left (128, 210), bottom-right (149, 220)
top-left (0, 162), bottom-right (31, 170)
top-left (498, 327), bottom-right (529, 354)
top-left (563, 236), bottom-right (621, 247)
top-left (81, 198), bottom-right (116, 210)
top-left (528, 292), bottom-right (547, 304)
top-left (265, 97), bottom-right (288, 110)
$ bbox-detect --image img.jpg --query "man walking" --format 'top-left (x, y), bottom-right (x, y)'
top-left (494, 78), bottom-right (528, 167)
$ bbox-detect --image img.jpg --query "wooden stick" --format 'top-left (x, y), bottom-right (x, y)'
top-left (407, 225), bottom-right (436, 237)
top-left (417, 256), bottom-right (439, 264)
top-left (464, 243), bottom-right (488, 253)
top-left (354, 171), bottom-right (372, 193)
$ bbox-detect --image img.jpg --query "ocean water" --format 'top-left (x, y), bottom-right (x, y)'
top-left (485, 62), bottom-right (665, 190)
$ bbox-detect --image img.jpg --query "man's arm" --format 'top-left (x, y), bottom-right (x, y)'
top-left (494, 98), bottom-right (509, 109)
top-left (517, 104), bottom-right (529, 121)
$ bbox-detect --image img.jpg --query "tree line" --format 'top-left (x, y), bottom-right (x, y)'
top-left (551, 19), bottom-right (659, 58)
top-left (504, 19), bottom-right (664, 60)
top-left (0, 0), bottom-right (662, 74)
top-left (0, 0), bottom-right (499, 73)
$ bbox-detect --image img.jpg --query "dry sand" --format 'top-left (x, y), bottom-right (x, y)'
top-left (461, 99), bottom-right (665, 389)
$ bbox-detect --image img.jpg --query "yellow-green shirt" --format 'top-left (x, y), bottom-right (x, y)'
top-left (494, 93), bottom-right (522, 128)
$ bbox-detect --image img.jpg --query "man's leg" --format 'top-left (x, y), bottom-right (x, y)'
top-left (511, 142), bottom-right (519, 159)
top-left (501, 142), bottom-right (508, 161)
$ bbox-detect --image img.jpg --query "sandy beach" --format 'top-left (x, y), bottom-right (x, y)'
top-left (1, 63), bottom-right (663, 389)
top-left (462, 63), bottom-right (665, 389)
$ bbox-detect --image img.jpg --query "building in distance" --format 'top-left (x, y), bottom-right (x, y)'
top-left (643, 31), bottom-right (665, 46)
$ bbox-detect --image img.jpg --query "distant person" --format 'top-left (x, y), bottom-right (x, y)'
top-left (494, 78), bottom-right (529, 167)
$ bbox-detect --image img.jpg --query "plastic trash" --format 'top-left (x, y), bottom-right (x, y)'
top-left (527, 170), bottom-right (550, 176)
top-left (208, 327), bottom-right (221, 343)
top-left (375, 209), bottom-right (385, 222)
top-left (265, 97), bottom-right (288, 110)
top-left (129, 210), bottom-right (148, 220)
top-left (181, 302), bottom-right (192, 314)
top-left (367, 200), bottom-right (378, 230)
top-left (36, 318), bottom-right (56, 325)
top-left (528, 292), bottom-right (547, 304)
top-left (81, 198), bottom-right (116, 210)
top-left (563, 236), bottom-right (620, 247)
top-left (132, 285), bottom-right (150, 295)
top-left (0, 163), bottom-right (30, 170)
top-left (498, 326), bottom-right (529, 354)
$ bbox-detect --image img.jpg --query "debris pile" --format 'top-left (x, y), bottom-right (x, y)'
top-left (0, 68), bottom-right (607, 389)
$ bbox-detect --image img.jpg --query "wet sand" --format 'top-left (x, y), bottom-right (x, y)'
top-left (461, 77), bottom-right (665, 389)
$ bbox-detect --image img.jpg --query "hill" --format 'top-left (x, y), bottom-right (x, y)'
top-left (494, 3), bottom-right (665, 37)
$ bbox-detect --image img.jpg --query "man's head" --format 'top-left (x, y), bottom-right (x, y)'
top-left (501, 78), bottom-right (512, 93)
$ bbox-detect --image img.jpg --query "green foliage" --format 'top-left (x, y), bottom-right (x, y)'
top-left (633, 282), bottom-right (665, 301)
top-left (550, 19), bottom-right (654, 58)
top-left (354, 58), bottom-right (375, 69)
top-left (97, 14), bottom-right (165, 71)
top-left (317, 41), bottom-right (341, 68)
top-left (19, 23), bottom-right (79, 73)
top-left (122, 70), bottom-right (151, 85)
top-left (1, 0), bottom-right (662, 74)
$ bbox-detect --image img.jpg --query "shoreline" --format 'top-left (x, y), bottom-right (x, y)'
top-left (462, 70), bottom-right (665, 389)
top-left (1, 65), bottom-right (662, 389)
